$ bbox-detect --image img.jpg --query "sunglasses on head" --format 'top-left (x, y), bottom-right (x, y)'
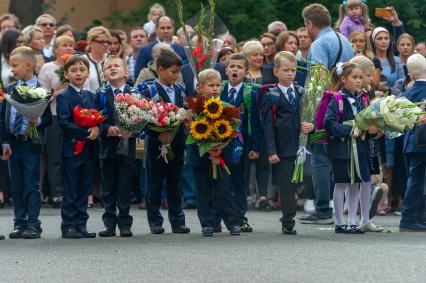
top-left (41, 22), bottom-right (55, 27)
top-left (92, 39), bottom-right (112, 46)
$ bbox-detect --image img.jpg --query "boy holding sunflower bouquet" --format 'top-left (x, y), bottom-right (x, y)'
top-left (187, 69), bottom-right (241, 237)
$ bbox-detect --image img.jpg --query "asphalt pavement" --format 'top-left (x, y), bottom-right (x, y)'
top-left (0, 207), bottom-right (425, 283)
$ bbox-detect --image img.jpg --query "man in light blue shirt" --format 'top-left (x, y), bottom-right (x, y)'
top-left (299, 3), bottom-right (354, 226)
top-left (304, 4), bottom-right (354, 70)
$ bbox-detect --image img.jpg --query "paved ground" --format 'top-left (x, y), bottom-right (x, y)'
top-left (0, 207), bottom-right (425, 283)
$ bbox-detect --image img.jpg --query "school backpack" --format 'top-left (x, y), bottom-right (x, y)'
top-left (258, 83), bottom-right (304, 127)
top-left (135, 81), bottom-right (187, 104)
top-left (314, 90), bottom-right (370, 143)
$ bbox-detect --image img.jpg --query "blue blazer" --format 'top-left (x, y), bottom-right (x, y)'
top-left (56, 85), bottom-right (100, 158)
top-left (134, 41), bottom-right (187, 80)
top-left (403, 80), bottom-right (426, 153)
top-left (97, 84), bottom-right (138, 159)
top-left (0, 81), bottom-right (52, 150)
top-left (140, 81), bottom-right (187, 153)
top-left (220, 83), bottom-right (261, 153)
top-left (181, 63), bottom-right (227, 97)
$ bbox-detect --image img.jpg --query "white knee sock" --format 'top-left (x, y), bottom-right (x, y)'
top-left (347, 183), bottom-right (360, 226)
top-left (333, 183), bottom-right (347, 226)
top-left (359, 182), bottom-right (372, 225)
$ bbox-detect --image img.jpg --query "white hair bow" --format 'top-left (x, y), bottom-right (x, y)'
top-left (336, 62), bottom-right (344, 76)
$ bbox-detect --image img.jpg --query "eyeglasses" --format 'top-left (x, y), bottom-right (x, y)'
top-left (40, 23), bottom-right (55, 27)
top-left (92, 40), bottom-right (112, 46)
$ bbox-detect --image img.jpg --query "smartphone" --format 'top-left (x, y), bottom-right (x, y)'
top-left (375, 8), bottom-right (392, 18)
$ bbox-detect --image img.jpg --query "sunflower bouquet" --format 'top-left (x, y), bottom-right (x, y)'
top-left (185, 96), bottom-right (240, 179)
top-left (147, 102), bottom-right (192, 163)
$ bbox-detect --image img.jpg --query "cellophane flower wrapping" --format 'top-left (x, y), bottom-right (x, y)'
top-left (72, 105), bottom-right (106, 155)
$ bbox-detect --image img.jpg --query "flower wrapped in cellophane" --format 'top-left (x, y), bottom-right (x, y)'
top-left (114, 92), bottom-right (154, 155)
top-left (147, 102), bottom-right (192, 163)
top-left (4, 86), bottom-right (53, 139)
top-left (355, 95), bottom-right (426, 138)
top-left (292, 64), bottom-right (331, 183)
top-left (176, 0), bottom-right (228, 79)
top-left (72, 106), bottom-right (106, 155)
top-left (185, 96), bottom-right (240, 179)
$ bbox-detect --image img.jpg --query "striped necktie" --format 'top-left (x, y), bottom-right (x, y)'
top-left (228, 88), bottom-right (236, 104)
top-left (287, 87), bottom-right (296, 108)
top-left (78, 89), bottom-right (87, 107)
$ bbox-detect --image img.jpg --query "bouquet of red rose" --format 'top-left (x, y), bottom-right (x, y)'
top-left (185, 96), bottom-right (240, 179)
top-left (72, 105), bottom-right (106, 155)
top-left (147, 102), bottom-right (192, 163)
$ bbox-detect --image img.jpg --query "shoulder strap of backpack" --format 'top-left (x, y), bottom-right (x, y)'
top-left (269, 86), bottom-right (281, 127)
top-left (332, 31), bottom-right (343, 69)
top-left (242, 84), bottom-right (253, 135)
top-left (334, 92), bottom-right (344, 122)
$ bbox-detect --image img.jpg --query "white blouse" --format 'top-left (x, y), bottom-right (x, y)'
top-left (82, 53), bottom-right (105, 92)
top-left (1, 54), bottom-right (13, 86)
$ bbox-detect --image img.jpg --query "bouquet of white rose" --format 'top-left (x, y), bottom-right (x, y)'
top-left (4, 86), bottom-right (53, 138)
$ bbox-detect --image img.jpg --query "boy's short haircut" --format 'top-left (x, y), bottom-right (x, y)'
top-left (10, 46), bottom-right (37, 68)
top-left (198, 69), bottom-right (221, 85)
top-left (103, 55), bottom-right (128, 70)
top-left (156, 49), bottom-right (182, 69)
top-left (407, 53), bottom-right (426, 78)
top-left (274, 51), bottom-right (297, 68)
top-left (64, 54), bottom-right (90, 71)
top-left (226, 53), bottom-right (249, 70)
top-left (350, 55), bottom-right (374, 73)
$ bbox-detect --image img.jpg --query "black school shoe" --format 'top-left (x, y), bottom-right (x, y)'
top-left (98, 227), bottom-right (116, 237)
top-left (335, 225), bottom-right (348, 233)
top-left (119, 229), bottom-right (133, 237)
top-left (229, 226), bottom-right (241, 236)
top-left (62, 228), bottom-right (83, 239)
top-left (241, 220), bottom-right (253, 233)
top-left (202, 227), bottom-right (214, 236)
top-left (0, 234), bottom-right (5, 240)
top-left (282, 226), bottom-right (297, 235)
top-left (150, 226), bottom-right (165, 234)
top-left (9, 227), bottom-right (26, 239)
top-left (172, 225), bottom-right (190, 234)
top-left (22, 229), bottom-right (41, 239)
top-left (78, 228), bottom-right (96, 238)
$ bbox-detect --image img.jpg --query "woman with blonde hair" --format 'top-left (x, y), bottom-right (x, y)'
top-left (242, 40), bottom-right (264, 85)
top-left (22, 25), bottom-right (45, 73)
top-left (83, 26), bottom-right (111, 92)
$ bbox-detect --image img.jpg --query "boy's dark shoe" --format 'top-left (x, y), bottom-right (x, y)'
top-left (22, 229), bottom-right (41, 239)
top-left (62, 228), bottom-right (83, 239)
top-left (0, 234), bottom-right (5, 240)
top-left (150, 226), bottom-right (165, 234)
top-left (282, 226), bottom-right (297, 235)
top-left (78, 228), bottom-right (96, 238)
top-left (229, 226), bottom-right (241, 236)
top-left (98, 227), bottom-right (116, 237)
top-left (172, 225), bottom-right (190, 234)
top-left (299, 213), bottom-right (334, 225)
top-left (119, 229), bottom-right (133, 237)
top-left (202, 227), bottom-right (214, 236)
top-left (241, 220), bottom-right (253, 233)
top-left (9, 227), bottom-right (26, 239)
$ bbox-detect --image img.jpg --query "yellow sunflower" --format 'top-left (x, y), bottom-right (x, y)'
top-left (213, 119), bottom-right (233, 140)
top-left (190, 118), bottom-right (213, 140)
top-left (203, 96), bottom-right (223, 119)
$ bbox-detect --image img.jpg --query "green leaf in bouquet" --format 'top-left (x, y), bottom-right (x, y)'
top-left (186, 134), bottom-right (197, 145)
top-left (199, 141), bottom-right (217, 156)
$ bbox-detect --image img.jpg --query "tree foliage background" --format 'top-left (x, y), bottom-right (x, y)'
top-left (106, 0), bottom-right (426, 42)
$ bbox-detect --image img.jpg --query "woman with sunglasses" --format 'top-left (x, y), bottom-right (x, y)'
top-left (83, 26), bottom-right (112, 92)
